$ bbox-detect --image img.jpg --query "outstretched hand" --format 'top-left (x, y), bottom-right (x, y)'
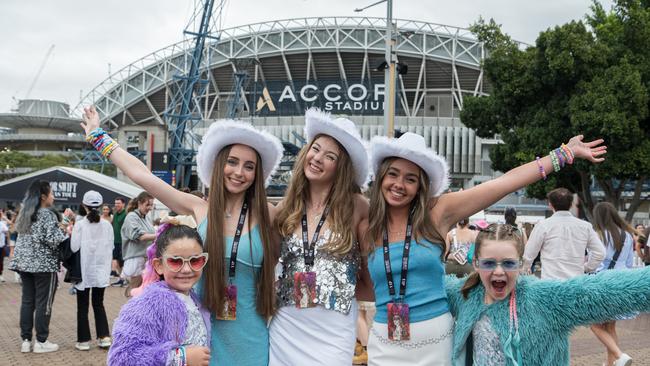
top-left (567, 135), bottom-right (607, 163)
top-left (80, 105), bottom-right (100, 135)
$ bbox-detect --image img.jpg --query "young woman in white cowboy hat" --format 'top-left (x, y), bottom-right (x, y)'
top-left (362, 132), bottom-right (606, 365)
top-left (81, 106), bottom-right (283, 366)
top-left (270, 108), bottom-right (371, 365)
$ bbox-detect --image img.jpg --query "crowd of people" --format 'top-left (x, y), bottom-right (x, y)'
top-left (1, 105), bottom-right (649, 366)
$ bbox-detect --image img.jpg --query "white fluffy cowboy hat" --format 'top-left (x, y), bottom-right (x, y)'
top-left (304, 108), bottom-right (369, 188)
top-left (370, 132), bottom-right (450, 197)
top-left (196, 120), bottom-right (283, 188)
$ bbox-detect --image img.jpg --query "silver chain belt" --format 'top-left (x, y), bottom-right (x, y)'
top-left (370, 325), bottom-right (453, 350)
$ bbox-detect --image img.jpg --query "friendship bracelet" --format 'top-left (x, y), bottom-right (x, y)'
top-left (535, 157), bottom-right (546, 181)
top-left (554, 149), bottom-right (565, 168)
top-left (85, 127), bottom-right (120, 158)
top-left (561, 144), bottom-right (574, 164)
top-left (549, 151), bottom-right (561, 172)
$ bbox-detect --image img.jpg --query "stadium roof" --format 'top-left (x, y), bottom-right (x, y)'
top-left (73, 17), bottom-right (492, 126)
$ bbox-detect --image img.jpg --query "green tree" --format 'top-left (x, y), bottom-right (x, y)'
top-left (463, 1), bottom-right (650, 220)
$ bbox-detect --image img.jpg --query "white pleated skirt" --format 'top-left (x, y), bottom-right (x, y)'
top-left (269, 300), bottom-right (358, 366)
top-left (368, 312), bottom-right (454, 366)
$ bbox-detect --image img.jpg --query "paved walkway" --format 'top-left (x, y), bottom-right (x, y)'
top-left (1, 270), bottom-right (649, 365)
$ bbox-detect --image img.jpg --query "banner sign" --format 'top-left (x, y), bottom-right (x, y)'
top-left (249, 79), bottom-right (399, 116)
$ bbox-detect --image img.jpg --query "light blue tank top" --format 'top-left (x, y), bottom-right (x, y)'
top-left (195, 219), bottom-right (269, 366)
top-left (368, 239), bottom-right (449, 324)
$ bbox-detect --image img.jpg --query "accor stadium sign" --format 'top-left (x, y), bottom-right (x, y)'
top-left (249, 80), bottom-right (396, 116)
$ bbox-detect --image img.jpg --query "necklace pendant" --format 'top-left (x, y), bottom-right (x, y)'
top-left (225, 212), bottom-right (232, 219)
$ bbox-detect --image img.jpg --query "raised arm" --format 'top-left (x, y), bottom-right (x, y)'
top-left (81, 106), bottom-right (206, 219)
top-left (529, 267), bottom-right (650, 331)
top-left (432, 136), bottom-right (606, 229)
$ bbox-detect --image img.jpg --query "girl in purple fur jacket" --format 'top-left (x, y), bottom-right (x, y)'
top-left (108, 224), bottom-right (212, 366)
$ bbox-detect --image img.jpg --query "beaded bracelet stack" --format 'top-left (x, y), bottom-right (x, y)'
top-left (85, 127), bottom-right (119, 158)
top-left (536, 144), bottom-right (575, 181)
top-left (549, 143), bottom-right (575, 172)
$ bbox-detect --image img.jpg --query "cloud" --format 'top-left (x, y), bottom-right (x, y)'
top-left (0, 0), bottom-right (613, 113)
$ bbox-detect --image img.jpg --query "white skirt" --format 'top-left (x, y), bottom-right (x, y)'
top-left (269, 300), bottom-right (358, 366)
top-left (368, 312), bottom-right (454, 366)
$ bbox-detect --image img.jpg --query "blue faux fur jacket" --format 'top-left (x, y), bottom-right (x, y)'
top-left (445, 267), bottom-right (650, 365)
top-left (108, 281), bottom-right (211, 365)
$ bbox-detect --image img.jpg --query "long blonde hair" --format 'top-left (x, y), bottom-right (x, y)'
top-left (202, 145), bottom-right (276, 318)
top-left (460, 224), bottom-right (525, 299)
top-left (366, 157), bottom-right (445, 254)
top-left (277, 134), bottom-right (357, 256)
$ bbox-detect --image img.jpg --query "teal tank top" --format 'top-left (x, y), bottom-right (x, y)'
top-left (195, 219), bottom-right (269, 366)
top-left (368, 239), bottom-right (449, 323)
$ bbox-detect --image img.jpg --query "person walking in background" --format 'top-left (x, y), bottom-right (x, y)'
top-left (589, 202), bottom-right (637, 366)
top-left (0, 210), bottom-right (10, 283)
top-left (523, 188), bottom-right (605, 279)
top-left (504, 207), bottom-right (527, 243)
top-left (70, 191), bottom-right (114, 352)
top-left (10, 180), bottom-right (67, 354)
top-left (120, 192), bottom-right (156, 296)
top-left (111, 197), bottom-right (127, 287)
top-left (101, 205), bottom-right (113, 224)
top-left (445, 218), bottom-right (477, 278)
top-left (633, 224), bottom-right (646, 266)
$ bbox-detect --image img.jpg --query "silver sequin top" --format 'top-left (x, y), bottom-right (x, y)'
top-left (277, 229), bottom-right (359, 314)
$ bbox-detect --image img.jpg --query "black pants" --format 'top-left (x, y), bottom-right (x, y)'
top-left (76, 287), bottom-right (109, 342)
top-left (19, 272), bottom-right (58, 342)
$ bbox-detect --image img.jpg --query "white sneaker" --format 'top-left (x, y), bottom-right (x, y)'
top-left (0, 275), bottom-right (5, 282)
top-left (33, 340), bottom-right (59, 353)
top-left (75, 342), bottom-right (90, 351)
top-left (21, 339), bottom-right (31, 353)
top-left (614, 354), bottom-right (632, 366)
top-left (97, 337), bottom-right (112, 349)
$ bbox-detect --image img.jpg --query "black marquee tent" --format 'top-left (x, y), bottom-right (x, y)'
top-left (0, 166), bottom-right (165, 210)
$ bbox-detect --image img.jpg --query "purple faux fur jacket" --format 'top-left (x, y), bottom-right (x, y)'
top-left (108, 281), bottom-right (211, 365)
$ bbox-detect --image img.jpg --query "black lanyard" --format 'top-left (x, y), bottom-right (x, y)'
top-left (228, 200), bottom-right (249, 280)
top-left (301, 204), bottom-right (330, 268)
top-left (382, 208), bottom-right (415, 301)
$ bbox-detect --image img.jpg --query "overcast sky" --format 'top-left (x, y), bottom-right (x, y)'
top-left (0, 0), bottom-right (614, 114)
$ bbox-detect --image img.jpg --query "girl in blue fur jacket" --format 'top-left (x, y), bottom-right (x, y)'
top-left (445, 223), bottom-right (650, 366)
top-left (108, 224), bottom-right (212, 366)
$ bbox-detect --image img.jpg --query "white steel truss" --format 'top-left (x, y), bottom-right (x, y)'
top-left (73, 17), bottom-right (489, 124)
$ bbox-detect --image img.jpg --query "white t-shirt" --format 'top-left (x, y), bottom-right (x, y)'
top-left (0, 220), bottom-right (8, 248)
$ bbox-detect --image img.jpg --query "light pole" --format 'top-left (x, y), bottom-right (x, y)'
top-left (355, 0), bottom-right (396, 138)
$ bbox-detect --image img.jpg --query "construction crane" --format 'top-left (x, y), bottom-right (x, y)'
top-left (25, 45), bottom-right (55, 100)
top-left (165, 0), bottom-right (227, 188)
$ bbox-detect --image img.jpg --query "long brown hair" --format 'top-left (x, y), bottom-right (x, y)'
top-left (591, 202), bottom-right (634, 252)
top-left (202, 145), bottom-right (276, 318)
top-left (126, 191), bottom-right (154, 213)
top-left (366, 157), bottom-right (445, 254)
top-left (276, 134), bottom-right (357, 256)
top-left (460, 223), bottom-right (525, 299)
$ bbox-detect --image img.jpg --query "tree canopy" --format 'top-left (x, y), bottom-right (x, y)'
top-left (462, 0), bottom-right (650, 220)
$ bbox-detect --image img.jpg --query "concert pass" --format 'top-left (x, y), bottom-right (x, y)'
top-left (452, 249), bottom-right (468, 265)
top-left (387, 302), bottom-right (410, 341)
top-left (294, 271), bottom-right (317, 309)
top-left (217, 284), bottom-right (237, 320)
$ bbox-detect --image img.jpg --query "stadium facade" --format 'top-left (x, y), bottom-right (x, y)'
top-left (73, 17), bottom-right (508, 193)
